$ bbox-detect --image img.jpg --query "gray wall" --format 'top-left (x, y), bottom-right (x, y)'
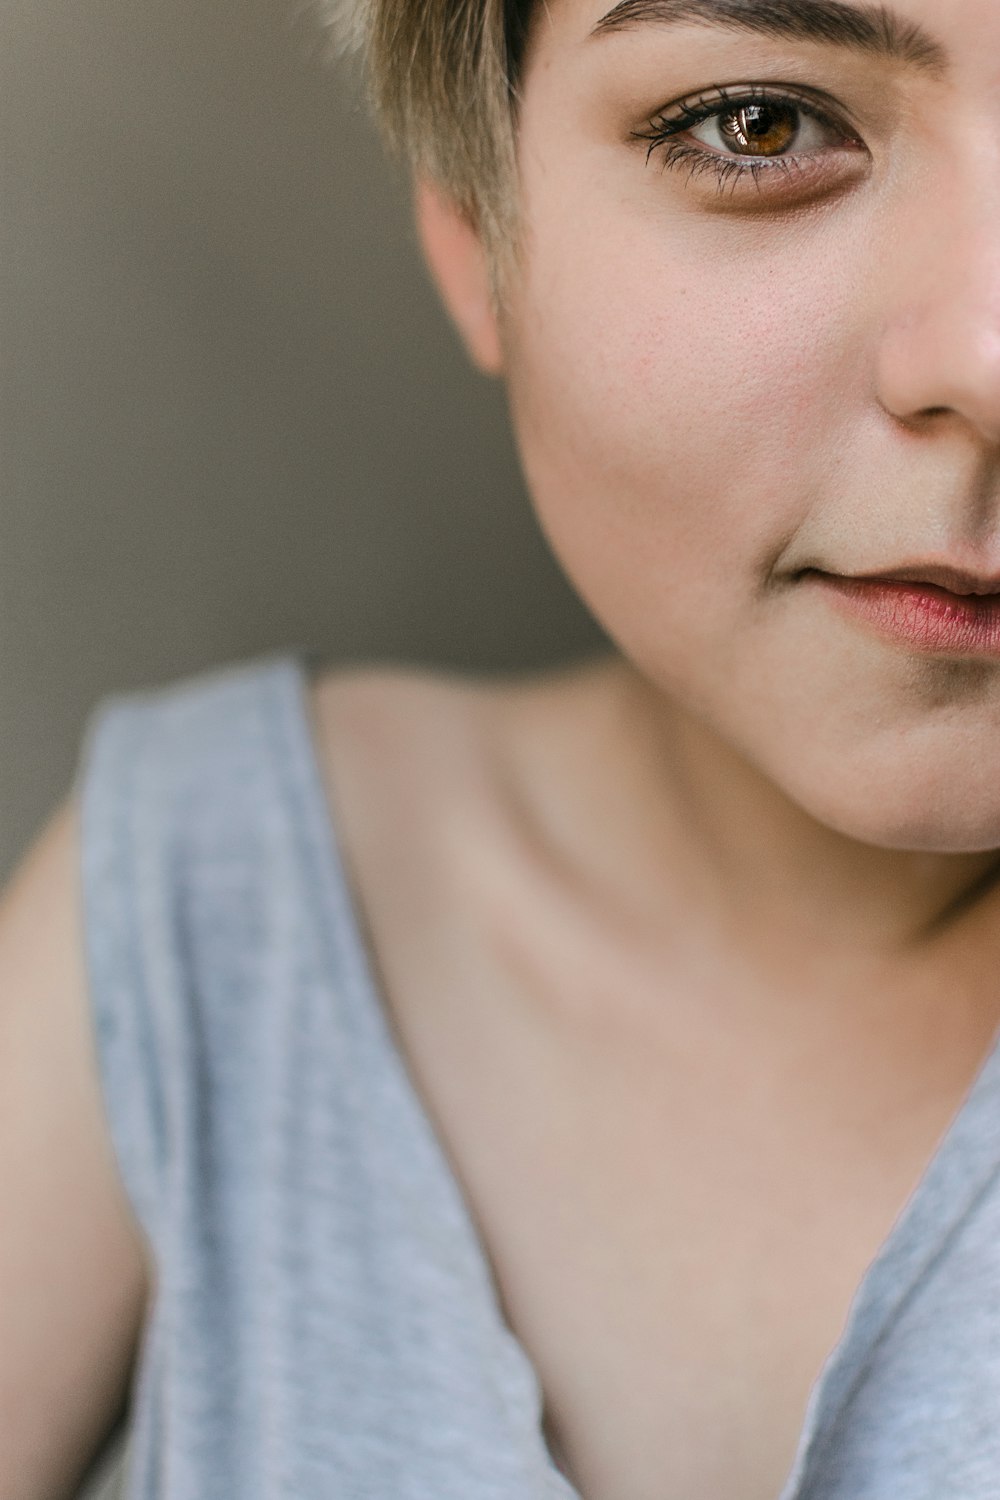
top-left (2, 0), bottom-right (604, 882)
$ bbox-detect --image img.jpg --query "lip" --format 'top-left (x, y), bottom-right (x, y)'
top-left (805, 568), bottom-right (1000, 657)
top-left (845, 564), bottom-right (1000, 597)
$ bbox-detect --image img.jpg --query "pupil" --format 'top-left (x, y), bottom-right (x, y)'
top-left (721, 102), bottom-right (798, 156)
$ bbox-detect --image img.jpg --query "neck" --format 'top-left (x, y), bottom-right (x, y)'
top-left (525, 653), bottom-right (1000, 982)
top-left (662, 700), bottom-right (1000, 961)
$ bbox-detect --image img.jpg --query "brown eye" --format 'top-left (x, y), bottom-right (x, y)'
top-left (717, 102), bottom-right (799, 156)
top-left (685, 96), bottom-right (841, 160)
top-left (631, 86), bottom-right (868, 202)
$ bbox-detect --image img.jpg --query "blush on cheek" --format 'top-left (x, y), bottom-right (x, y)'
top-left (503, 173), bottom-right (867, 699)
top-left (508, 267), bottom-right (841, 611)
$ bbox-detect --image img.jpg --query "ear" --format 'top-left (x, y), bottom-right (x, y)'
top-left (413, 177), bottom-right (504, 376)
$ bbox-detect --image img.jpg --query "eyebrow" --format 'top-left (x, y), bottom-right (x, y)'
top-left (588, 0), bottom-right (948, 74)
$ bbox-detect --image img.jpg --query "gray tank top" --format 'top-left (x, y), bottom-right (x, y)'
top-left (75, 648), bottom-right (1000, 1500)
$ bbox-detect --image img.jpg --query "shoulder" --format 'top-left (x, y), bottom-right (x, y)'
top-left (306, 653), bottom-right (625, 780)
top-left (304, 661), bottom-right (525, 895)
top-left (304, 655), bottom-right (619, 844)
top-left (308, 661), bottom-right (504, 812)
top-left (309, 659), bottom-right (493, 748)
top-left (302, 651), bottom-right (632, 947)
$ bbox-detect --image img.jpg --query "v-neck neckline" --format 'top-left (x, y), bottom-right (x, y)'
top-left (271, 646), bottom-right (1000, 1500)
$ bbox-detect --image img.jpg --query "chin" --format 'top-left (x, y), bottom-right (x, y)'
top-left (779, 745), bottom-right (1000, 856)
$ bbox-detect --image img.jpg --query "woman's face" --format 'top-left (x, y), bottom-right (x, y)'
top-left (494, 0), bottom-right (1000, 853)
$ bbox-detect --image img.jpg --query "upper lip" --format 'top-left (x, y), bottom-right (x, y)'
top-left (822, 564), bottom-right (1000, 597)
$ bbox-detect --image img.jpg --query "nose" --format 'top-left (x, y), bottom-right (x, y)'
top-left (874, 158), bottom-right (1000, 449)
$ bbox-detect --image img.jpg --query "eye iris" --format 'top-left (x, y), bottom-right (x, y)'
top-left (719, 102), bottom-right (799, 156)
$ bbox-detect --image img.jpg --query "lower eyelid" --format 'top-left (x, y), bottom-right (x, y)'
top-left (654, 139), bottom-right (869, 208)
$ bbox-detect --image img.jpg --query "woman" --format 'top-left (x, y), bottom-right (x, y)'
top-left (5, 0), bottom-right (1000, 1495)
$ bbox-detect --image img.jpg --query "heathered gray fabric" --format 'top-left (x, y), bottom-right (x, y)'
top-left (74, 648), bottom-right (1000, 1500)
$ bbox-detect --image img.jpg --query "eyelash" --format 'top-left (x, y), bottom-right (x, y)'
top-left (631, 85), bottom-right (862, 198)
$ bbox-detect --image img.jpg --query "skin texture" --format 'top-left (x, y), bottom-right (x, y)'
top-left (414, 0), bottom-right (1000, 980)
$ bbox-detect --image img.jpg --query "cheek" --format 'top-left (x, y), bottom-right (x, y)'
top-left (504, 202), bottom-right (864, 644)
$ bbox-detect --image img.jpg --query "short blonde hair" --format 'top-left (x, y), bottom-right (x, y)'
top-left (325, 0), bottom-right (537, 315)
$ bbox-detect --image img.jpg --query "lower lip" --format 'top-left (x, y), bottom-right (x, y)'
top-left (808, 573), bottom-right (1000, 657)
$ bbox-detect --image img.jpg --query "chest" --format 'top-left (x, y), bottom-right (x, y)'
top-left (349, 869), bottom-right (980, 1500)
top-left (309, 671), bottom-right (993, 1500)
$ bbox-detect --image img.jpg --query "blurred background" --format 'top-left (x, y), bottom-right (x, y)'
top-left (1, 0), bottom-right (606, 888)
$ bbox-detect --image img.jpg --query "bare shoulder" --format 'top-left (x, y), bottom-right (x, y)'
top-left (301, 655), bottom-right (620, 935)
top-left (308, 661), bottom-right (500, 808)
top-left (302, 652), bottom-right (638, 986)
top-left (307, 653), bottom-right (626, 787)
top-left (309, 659), bottom-right (495, 743)
top-left (307, 658), bottom-right (549, 814)
top-left (303, 663), bottom-right (511, 903)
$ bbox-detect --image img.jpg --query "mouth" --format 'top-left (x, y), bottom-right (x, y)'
top-left (801, 566), bottom-right (1000, 656)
